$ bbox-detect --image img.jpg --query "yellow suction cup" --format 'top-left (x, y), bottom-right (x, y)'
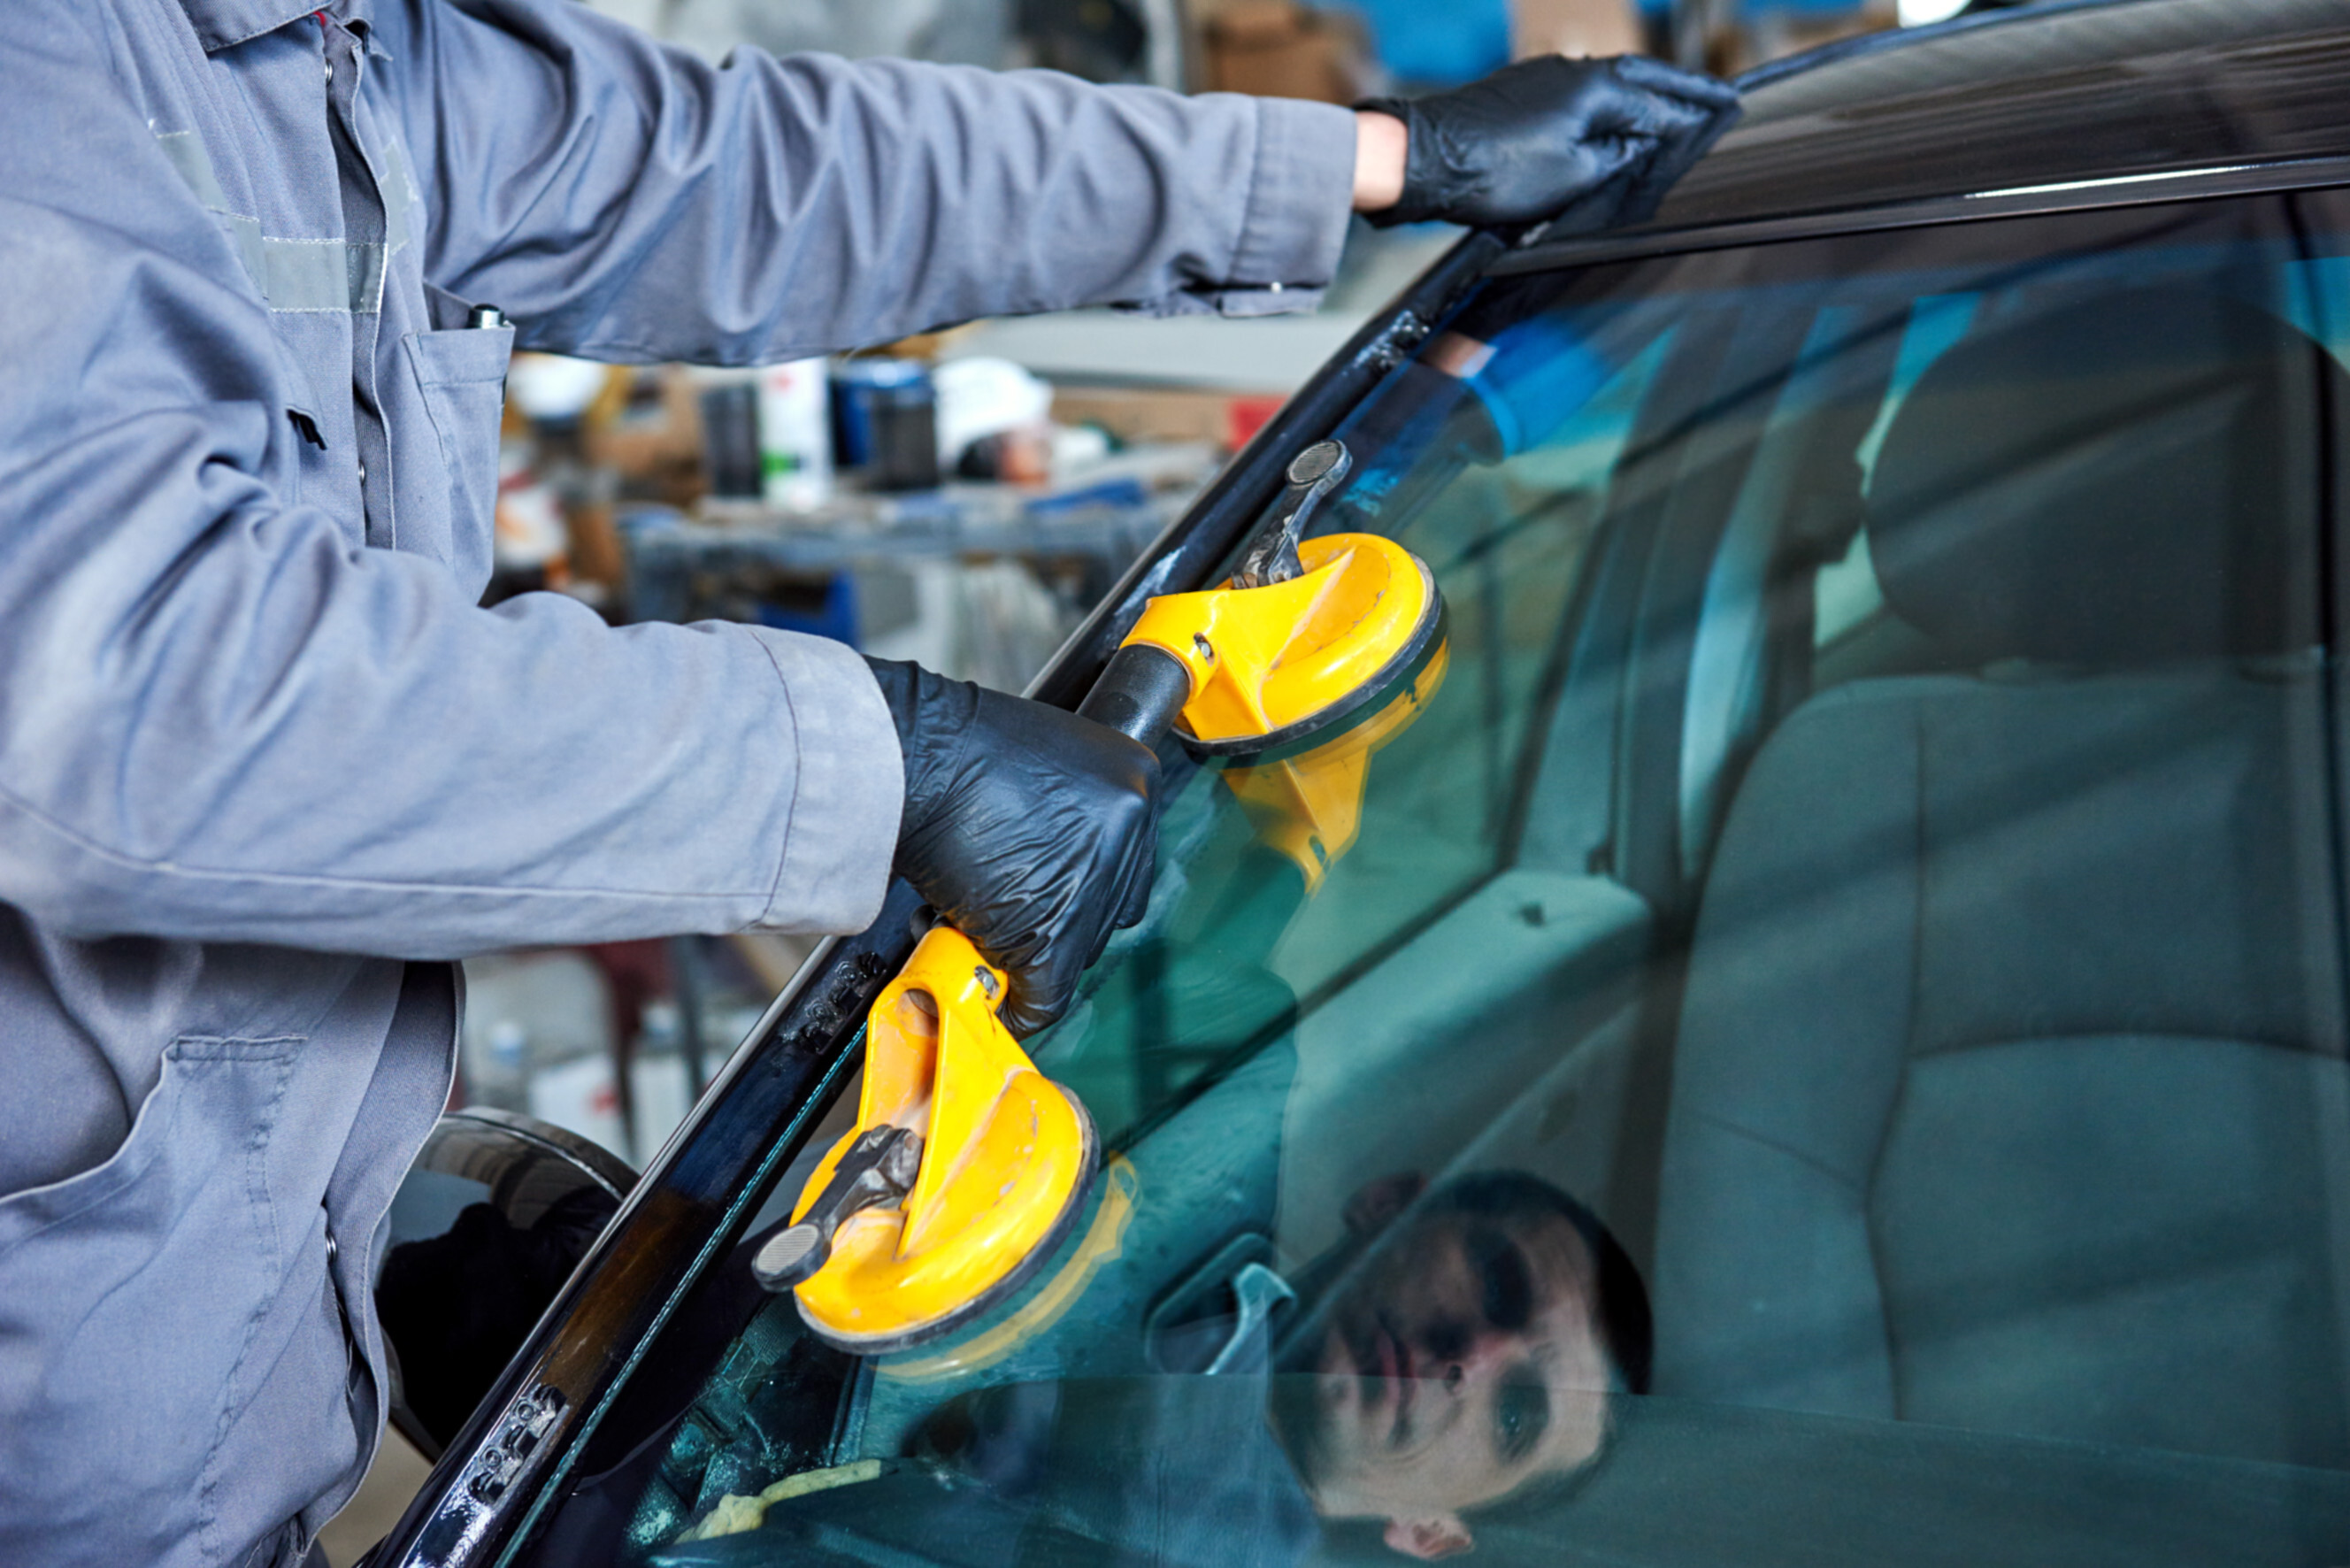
top-left (1079, 440), bottom-right (1451, 887)
top-left (1108, 442), bottom-right (1447, 757)
top-left (1126, 533), bottom-right (1444, 756)
top-left (752, 927), bottom-right (1096, 1354)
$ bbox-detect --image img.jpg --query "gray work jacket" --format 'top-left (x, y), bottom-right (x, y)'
top-left (0, 3), bottom-right (1355, 1563)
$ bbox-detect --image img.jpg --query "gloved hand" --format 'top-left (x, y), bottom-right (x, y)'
top-left (866, 657), bottom-right (1159, 1037)
top-left (1359, 54), bottom-right (1739, 232)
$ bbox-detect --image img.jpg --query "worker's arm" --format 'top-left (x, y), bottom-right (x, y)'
top-left (371, 0), bottom-right (1361, 361)
top-left (0, 8), bottom-right (900, 956)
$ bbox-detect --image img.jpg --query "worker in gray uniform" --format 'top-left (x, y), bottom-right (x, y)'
top-left (0, 3), bottom-right (1734, 1563)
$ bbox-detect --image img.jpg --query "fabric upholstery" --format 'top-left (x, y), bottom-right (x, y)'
top-left (1870, 285), bottom-right (2337, 665)
top-left (1653, 284), bottom-right (2350, 1469)
top-left (1654, 669), bottom-right (2350, 1466)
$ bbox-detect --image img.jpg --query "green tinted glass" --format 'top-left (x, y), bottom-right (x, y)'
top-left (526, 193), bottom-right (2350, 1568)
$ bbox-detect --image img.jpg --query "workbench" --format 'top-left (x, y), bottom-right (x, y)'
top-left (619, 443), bottom-right (1217, 646)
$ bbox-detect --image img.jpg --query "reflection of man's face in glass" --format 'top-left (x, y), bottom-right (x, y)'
top-left (1273, 1174), bottom-right (1618, 1561)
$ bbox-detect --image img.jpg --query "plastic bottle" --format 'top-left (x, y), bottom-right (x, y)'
top-left (757, 357), bottom-right (834, 510)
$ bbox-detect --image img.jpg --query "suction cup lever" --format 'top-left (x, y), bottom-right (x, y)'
top-left (752, 1125), bottom-right (925, 1292)
top-left (1234, 440), bottom-right (1353, 589)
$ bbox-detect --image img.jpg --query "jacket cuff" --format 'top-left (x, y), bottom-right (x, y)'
top-left (1128, 95), bottom-right (1356, 319)
top-left (743, 629), bottom-right (903, 934)
top-left (1233, 96), bottom-right (1357, 288)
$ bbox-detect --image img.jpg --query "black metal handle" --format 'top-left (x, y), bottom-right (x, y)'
top-left (1075, 642), bottom-right (1194, 748)
top-left (1233, 439), bottom-right (1353, 589)
top-left (749, 1124), bottom-right (924, 1292)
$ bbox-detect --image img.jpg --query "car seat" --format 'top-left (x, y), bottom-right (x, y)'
top-left (1649, 284), bottom-right (2350, 1469)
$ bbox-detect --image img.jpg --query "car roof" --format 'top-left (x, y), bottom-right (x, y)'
top-left (1632, 0), bottom-right (2350, 236)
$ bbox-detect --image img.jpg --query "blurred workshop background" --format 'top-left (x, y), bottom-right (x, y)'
top-left (460, 0), bottom-right (2005, 1172)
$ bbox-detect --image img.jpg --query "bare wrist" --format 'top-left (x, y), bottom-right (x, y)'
top-left (1352, 110), bottom-right (1408, 213)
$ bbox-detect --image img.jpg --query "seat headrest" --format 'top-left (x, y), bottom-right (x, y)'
top-left (1867, 285), bottom-right (2335, 665)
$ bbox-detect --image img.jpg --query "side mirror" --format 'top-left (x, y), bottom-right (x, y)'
top-left (373, 1108), bottom-right (635, 1457)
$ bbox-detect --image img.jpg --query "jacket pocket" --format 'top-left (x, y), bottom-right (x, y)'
top-left (0, 1036), bottom-right (302, 1563)
top-left (401, 324), bottom-right (515, 586)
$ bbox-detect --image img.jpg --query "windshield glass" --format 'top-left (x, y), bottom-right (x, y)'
top-left (523, 192), bottom-right (2350, 1568)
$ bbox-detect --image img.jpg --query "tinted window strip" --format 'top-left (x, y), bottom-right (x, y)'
top-left (1493, 155), bottom-right (2350, 279)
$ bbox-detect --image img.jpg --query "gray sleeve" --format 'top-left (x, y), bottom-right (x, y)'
top-left (0, 8), bottom-right (899, 959)
top-left (376, 0), bottom-right (1360, 362)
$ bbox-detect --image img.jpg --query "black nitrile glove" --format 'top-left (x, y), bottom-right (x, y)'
top-left (1359, 54), bottom-right (1740, 232)
top-left (867, 657), bottom-right (1159, 1038)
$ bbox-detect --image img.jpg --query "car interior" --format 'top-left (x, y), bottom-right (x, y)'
top-left (1653, 280), bottom-right (2350, 1466)
top-left (532, 195), bottom-right (2350, 1568)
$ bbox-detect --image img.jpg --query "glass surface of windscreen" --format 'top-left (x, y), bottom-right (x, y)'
top-left (521, 192), bottom-right (2350, 1568)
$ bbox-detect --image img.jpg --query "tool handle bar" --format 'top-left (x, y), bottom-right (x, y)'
top-left (1075, 642), bottom-right (1193, 748)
